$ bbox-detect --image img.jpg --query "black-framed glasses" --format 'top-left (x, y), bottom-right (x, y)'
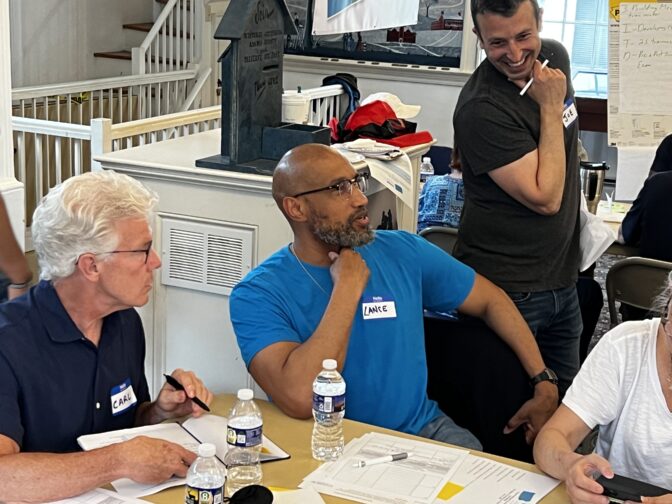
top-left (100, 240), bottom-right (153, 264)
top-left (292, 172), bottom-right (369, 199)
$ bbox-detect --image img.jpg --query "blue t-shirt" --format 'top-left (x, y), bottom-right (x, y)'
top-left (417, 174), bottom-right (465, 231)
top-left (230, 231), bottom-right (475, 435)
top-left (0, 281), bottom-right (150, 452)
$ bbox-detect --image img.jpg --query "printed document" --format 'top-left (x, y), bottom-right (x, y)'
top-left (77, 414), bottom-right (288, 498)
top-left (437, 454), bottom-right (559, 503)
top-left (301, 432), bottom-right (469, 504)
top-left (43, 488), bottom-right (148, 504)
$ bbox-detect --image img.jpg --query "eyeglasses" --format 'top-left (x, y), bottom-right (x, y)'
top-left (292, 172), bottom-right (369, 199)
top-left (75, 241), bottom-right (154, 265)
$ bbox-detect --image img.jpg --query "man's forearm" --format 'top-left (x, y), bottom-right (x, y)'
top-left (535, 103), bottom-right (567, 212)
top-left (0, 447), bottom-right (124, 503)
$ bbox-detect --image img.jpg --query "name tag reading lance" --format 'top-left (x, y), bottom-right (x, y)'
top-left (110, 378), bottom-right (138, 416)
top-left (362, 296), bottom-right (397, 320)
top-left (562, 98), bottom-right (578, 128)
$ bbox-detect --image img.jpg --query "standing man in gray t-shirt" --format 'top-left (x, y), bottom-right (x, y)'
top-left (453, 0), bottom-right (582, 397)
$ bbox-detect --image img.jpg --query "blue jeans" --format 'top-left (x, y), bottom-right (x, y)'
top-left (418, 412), bottom-right (482, 450)
top-left (507, 286), bottom-right (582, 397)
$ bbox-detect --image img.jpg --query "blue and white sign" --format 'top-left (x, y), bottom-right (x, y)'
top-left (313, 0), bottom-right (418, 36)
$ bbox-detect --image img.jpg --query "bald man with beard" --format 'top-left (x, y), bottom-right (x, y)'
top-left (230, 144), bottom-right (558, 449)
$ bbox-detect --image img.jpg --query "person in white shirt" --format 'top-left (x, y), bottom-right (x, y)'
top-left (533, 273), bottom-right (672, 503)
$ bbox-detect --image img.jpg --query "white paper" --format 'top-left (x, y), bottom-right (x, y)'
top-left (615, 146), bottom-right (656, 200)
top-left (272, 488), bottom-right (326, 504)
top-left (77, 414), bottom-right (289, 498)
top-left (365, 155), bottom-right (414, 209)
top-left (619, 3), bottom-right (672, 115)
top-left (301, 432), bottom-right (469, 504)
top-left (608, 4), bottom-right (672, 147)
top-left (437, 454), bottom-right (559, 503)
top-left (44, 487), bottom-right (148, 504)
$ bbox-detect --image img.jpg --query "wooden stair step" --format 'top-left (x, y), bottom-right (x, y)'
top-left (93, 50), bottom-right (181, 66)
top-left (123, 22), bottom-right (192, 38)
top-left (93, 50), bottom-right (132, 61)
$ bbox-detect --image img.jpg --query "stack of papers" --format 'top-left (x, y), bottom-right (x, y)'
top-left (77, 414), bottom-right (289, 498)
top-left (334, 139), bottom-right (404, 161)
top-left (300, 433), bottom-right (559, 504)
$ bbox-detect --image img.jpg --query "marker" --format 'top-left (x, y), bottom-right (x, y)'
top-left (519, 59), bottom-right (549, 96)
top-left (163, 373), bottom-right (211, 412)
top-left (353, 452), bottom-right (410, 468)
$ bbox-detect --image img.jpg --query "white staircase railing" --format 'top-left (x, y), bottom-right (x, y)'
top-left (132, 0), bottom-right (202, 75)
top-left (11, 105), bottom-right (221, 228)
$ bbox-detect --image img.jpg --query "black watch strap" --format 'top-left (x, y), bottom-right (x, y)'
top-left (529, 367), bottom-right (559, 387)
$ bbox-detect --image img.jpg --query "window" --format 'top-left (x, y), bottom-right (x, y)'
top-left (538, 0), bottom-right (608, 98)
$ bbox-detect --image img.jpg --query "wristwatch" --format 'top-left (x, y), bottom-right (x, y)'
top-left (529, 368), bottom-right (559, 387)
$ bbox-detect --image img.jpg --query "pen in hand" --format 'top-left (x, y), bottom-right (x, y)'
top-left (353, 452), bottom-right (411, 468)
top-left (519, 59), bottom-right (549, 96)
top-left (163, 373), bottom-right (211, 412)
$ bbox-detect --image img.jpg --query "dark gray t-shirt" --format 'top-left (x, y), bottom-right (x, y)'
top-left (453, 39), bottom-right (580, 292)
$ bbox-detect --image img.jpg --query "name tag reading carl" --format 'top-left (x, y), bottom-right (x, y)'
top-left (110, 378), bottom-right (138, 416)
top-left (362, 296), bottom-right (397, 320)
top-left (562, 99), bottom-right (578, 128)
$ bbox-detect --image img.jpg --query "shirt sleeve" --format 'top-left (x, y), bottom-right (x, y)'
top-left (230, 280), bottom-right (303, 368)
top-left (0, 351), bottom-right (24, 448)
top-left (455, 98), bottom-right (538, 176)
top-left (562, 329), bottom-right (630, 429)
top-left (411, 234), bottom-right (476, 312)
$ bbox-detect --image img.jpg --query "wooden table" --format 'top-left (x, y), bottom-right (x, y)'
top-left (144, 394), bottom-right (568, 504)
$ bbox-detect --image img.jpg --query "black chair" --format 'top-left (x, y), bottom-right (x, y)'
top-left (424, 313), bottom-right (534, 462)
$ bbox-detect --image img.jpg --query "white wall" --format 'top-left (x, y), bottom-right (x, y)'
top-left (9, 0), bottom-right (153, 87)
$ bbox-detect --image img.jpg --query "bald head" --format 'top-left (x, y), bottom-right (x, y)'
top-left (272, 144), bottom-right (351, 209)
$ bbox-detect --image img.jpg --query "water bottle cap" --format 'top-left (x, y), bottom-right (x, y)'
top-left (322, 359), bottom-right (337, 370)
top-left (422, 157), bottom-right (431, 163)
top-left (237, 388), bottom-right (254, 400)
top-left (198, 443), bottom-right (216, 457)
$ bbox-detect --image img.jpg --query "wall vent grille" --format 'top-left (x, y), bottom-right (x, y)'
top-left (161, 217), bottom-right (254, 296)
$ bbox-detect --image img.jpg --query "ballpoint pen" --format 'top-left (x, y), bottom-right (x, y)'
top-left (353, 452), bottom-right (411, 468)
top-left (519, 58), bottom-right (549, 96)
top-left (163, 373), bottom-right (211, 412)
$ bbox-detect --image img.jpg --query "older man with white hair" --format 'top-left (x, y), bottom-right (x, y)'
top-left (0, 171), bottom-right (213, 502)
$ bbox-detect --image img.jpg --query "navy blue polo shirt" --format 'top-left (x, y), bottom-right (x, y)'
top-left (0, 281), bottom-right (150, 452)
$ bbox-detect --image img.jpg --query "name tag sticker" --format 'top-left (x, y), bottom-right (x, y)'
top-left (110, 378), bottom-right (138, 416)
top-left (562, 99), bottom-right (578, 128)
top-left (362, 296), bottom-right (397, 320)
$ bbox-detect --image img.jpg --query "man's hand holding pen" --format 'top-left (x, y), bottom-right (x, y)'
top-left (157, 369), bottom-right (214, 419)
top-left (516, 59), bottom-right (567, 109)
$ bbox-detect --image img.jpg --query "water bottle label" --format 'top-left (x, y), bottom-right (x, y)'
top-left (312, 393), bottom-right (345, 413)
top-left (226, 425), bottom-right (262, 447)
top-left (185, 485), bottom-right (223, 504)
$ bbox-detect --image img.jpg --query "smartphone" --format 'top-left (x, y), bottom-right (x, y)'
top-left (597, 473), bottom-right (670, 503)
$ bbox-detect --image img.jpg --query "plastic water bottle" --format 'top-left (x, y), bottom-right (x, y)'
top-left (224, 389), bottom-right (263, 496)
top-left (420, 156), bottom-right (435, 184)
top-left (311, 359), bottom-right (346, 461)
top-left (185, 443), bottom-right (226, 504)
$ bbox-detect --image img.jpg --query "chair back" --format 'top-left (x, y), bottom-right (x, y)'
top-left (419, 226), bottom-right (458, 255)
top-left (606, 256), bottom-right (672, 326)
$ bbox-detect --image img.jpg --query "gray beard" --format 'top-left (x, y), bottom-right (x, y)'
top-left (313, 224), bottom-right (375, 248)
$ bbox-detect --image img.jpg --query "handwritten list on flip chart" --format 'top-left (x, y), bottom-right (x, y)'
top-left (619, 2), bottom-right (672, 115)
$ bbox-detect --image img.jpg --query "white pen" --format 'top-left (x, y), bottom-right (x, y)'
top-left (353, 452), bottom-right (411, 468)
top-left (519, 59), bottom-right (549, 96)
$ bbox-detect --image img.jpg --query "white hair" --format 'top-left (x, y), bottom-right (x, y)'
top-left (653, 272), bottom-right (672, 317)
top-left (32, 171), bottom-right (158, 282)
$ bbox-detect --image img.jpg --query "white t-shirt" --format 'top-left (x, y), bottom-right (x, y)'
top-left (563, 319), bottom-right (672, 489)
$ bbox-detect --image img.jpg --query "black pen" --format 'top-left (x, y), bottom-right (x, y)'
top-left (163, 373), bottom-right (211, 412)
